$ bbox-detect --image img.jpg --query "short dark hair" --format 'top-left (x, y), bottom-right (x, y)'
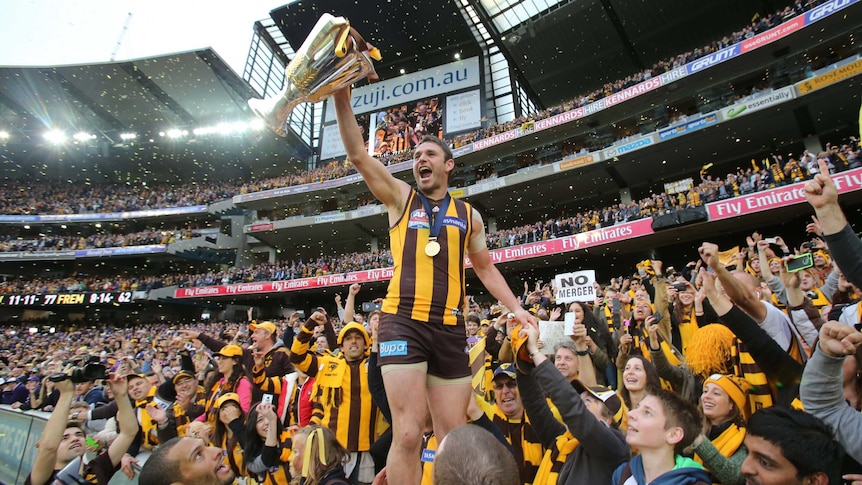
top-left (139, 437), bottom-right (182, 485)
top-left (416, 135), bottom-right (453, 162)
top-left (433, 425), bottom-right (518, 485)
top-left (650, 389), bottom-right (702, 454)
top-left (747, 407), bottom-right (843, 484)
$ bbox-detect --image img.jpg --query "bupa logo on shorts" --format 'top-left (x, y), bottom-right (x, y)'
top-left (380, 340), bottom-right (409, 357)
top-left (407, 209), bottom-right (430, 229)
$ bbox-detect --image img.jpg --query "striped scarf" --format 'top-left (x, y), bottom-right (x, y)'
top-left (533, 431), bottom-right (579, 485)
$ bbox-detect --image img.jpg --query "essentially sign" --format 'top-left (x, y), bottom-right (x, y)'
top-left (721, 87), bottom-right (795, 120)
top-left (555, 270), bottom-right (597, 303)
top-left (706, 167), bottom-right (862, 220)
top-left (0, 291), bottom-right (137, 307)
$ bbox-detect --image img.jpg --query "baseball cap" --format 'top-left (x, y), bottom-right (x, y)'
top-left (492, 363), bottom-right (516, 381)
top-left (338, 322), bottom-right (371, 347)
top-left (572, 380), bottom-right (624, 425)
top-left (215, 345), bottom-right (243, 358)
top-left (249, 321), bottom-right (277, 335)
top-left (172, 370), bottom-right (196, 385)
top-left (27, 376), bottom-right (41, 382)
top-left (214, 392), bottom-right (241, 409)
top-left (126, 373), bottom-right (149, 382)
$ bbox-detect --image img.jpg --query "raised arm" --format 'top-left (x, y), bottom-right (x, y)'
top-left (699, 242), bottom-right (767, 322)
top-left (333, 88), bottom-right (409, 211)
top-left (468, 209), bottom-right (536, 330)
top-left (29, 378), bottom-right (75, 485)
top-left (107, 375), bottom-right (139, 467)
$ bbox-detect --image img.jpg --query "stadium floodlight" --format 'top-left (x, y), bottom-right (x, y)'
top-left (119, 132), bottom-right (137, 140)
top-left (166, 129), bottom-right (186, 139)
top-left (73, 132), bottom-right (96, 142)
top-left (249, 118), bottom-right (265, 131)
top-left (0, 131), bottom-right (9, 139)
top-left (44, 130), bottom-right (67, 144)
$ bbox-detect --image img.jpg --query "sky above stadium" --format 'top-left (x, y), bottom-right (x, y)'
top-left (0, 0), bottom-right (287, 76)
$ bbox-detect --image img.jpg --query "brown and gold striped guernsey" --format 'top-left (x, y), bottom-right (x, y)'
top-left (382, 189), bottom-right (473, 326)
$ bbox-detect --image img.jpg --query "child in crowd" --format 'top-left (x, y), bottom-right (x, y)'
top-left (613, 389), bottom-right (711, 485)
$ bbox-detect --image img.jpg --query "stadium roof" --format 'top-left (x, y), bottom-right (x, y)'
top-left (268, 0), bottom-right (776, 109)
top-left (0, 48), bottom-right (309, 182)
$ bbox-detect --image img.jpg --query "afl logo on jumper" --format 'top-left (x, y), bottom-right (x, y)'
top-left (408, 209), bottom-right (430, 229)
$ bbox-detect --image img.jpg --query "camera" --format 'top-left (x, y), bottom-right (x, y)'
top-left (671, 282), bottom-right (689, 292)
top-left (361, 301), bottom-right (382, 313)
top-left (49, 356), bottom-right (109, 383)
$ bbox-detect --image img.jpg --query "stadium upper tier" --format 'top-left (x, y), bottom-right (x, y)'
top-left (0, 0), bottom-right (855, 220)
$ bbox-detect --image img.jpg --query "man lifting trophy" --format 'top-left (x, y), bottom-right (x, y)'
top-left (248, 13), bottom-right (381, 136)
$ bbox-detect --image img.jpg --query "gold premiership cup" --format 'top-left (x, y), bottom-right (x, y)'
top-left (248, 13), bottom-right (381, 136)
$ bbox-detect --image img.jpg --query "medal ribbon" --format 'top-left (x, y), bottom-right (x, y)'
top-left (416, 191), bottom-right (450, 245)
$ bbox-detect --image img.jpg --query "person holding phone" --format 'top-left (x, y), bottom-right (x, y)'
top-left (26, 374), bottom-right (139, 485)
top-left (567, 301), bottom-right (612, 386)
top-left (614, 260), bottom-right (682, 390)
top-left (241, 402), bottom-right (293, 485)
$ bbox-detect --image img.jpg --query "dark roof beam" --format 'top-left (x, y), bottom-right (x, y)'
top-left (598, 0), bottom-right (645, 71)
top-left (117, 62), bottom-right (196, 126)
top-left (43, 69), bottom-right (127, 133)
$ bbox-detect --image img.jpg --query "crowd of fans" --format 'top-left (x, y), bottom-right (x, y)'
top-left (3, 162), bottom-right (862, 484)
top-left (0, 274), bottom-right (172, 295)
top-left (173, 250), bottom-right (394, 288)
top-left (0, 228), bottom-right (197, 253)
top-left (0, 179), bottom-right (242, 216)
top-left (1, 135), bottom-right (857, 294)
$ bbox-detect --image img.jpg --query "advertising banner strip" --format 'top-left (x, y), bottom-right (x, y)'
top-left (720, 87), bottom-right (796, 120)
top-left (706, 167), bottom-right (862, 220)
top-left (174, 219), bottom-right (655, 299)
top-left (555, 154), bottom-right (598, 172)
top-left (323, 56), bottom-right (482, 120)
top-left (658, 114), bottom-right (719, 141)
top-left (0, 206), bottom-right (208, 223)
top-left (74, 245), bottom-right (167, 257)
top-left (796, 57), bottom-right (862, 94)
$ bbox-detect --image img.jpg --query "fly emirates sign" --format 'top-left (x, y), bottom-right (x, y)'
top-left (465, 219), bottom-right (654, 267)
top-left (706, 168), bottom-right (862, 220)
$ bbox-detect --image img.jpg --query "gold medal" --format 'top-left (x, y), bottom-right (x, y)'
top-left (425, 240), bottom-right (441, 257)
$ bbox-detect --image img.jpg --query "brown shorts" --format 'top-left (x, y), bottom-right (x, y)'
top-left (377, 312), bottom-right (470, 379)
